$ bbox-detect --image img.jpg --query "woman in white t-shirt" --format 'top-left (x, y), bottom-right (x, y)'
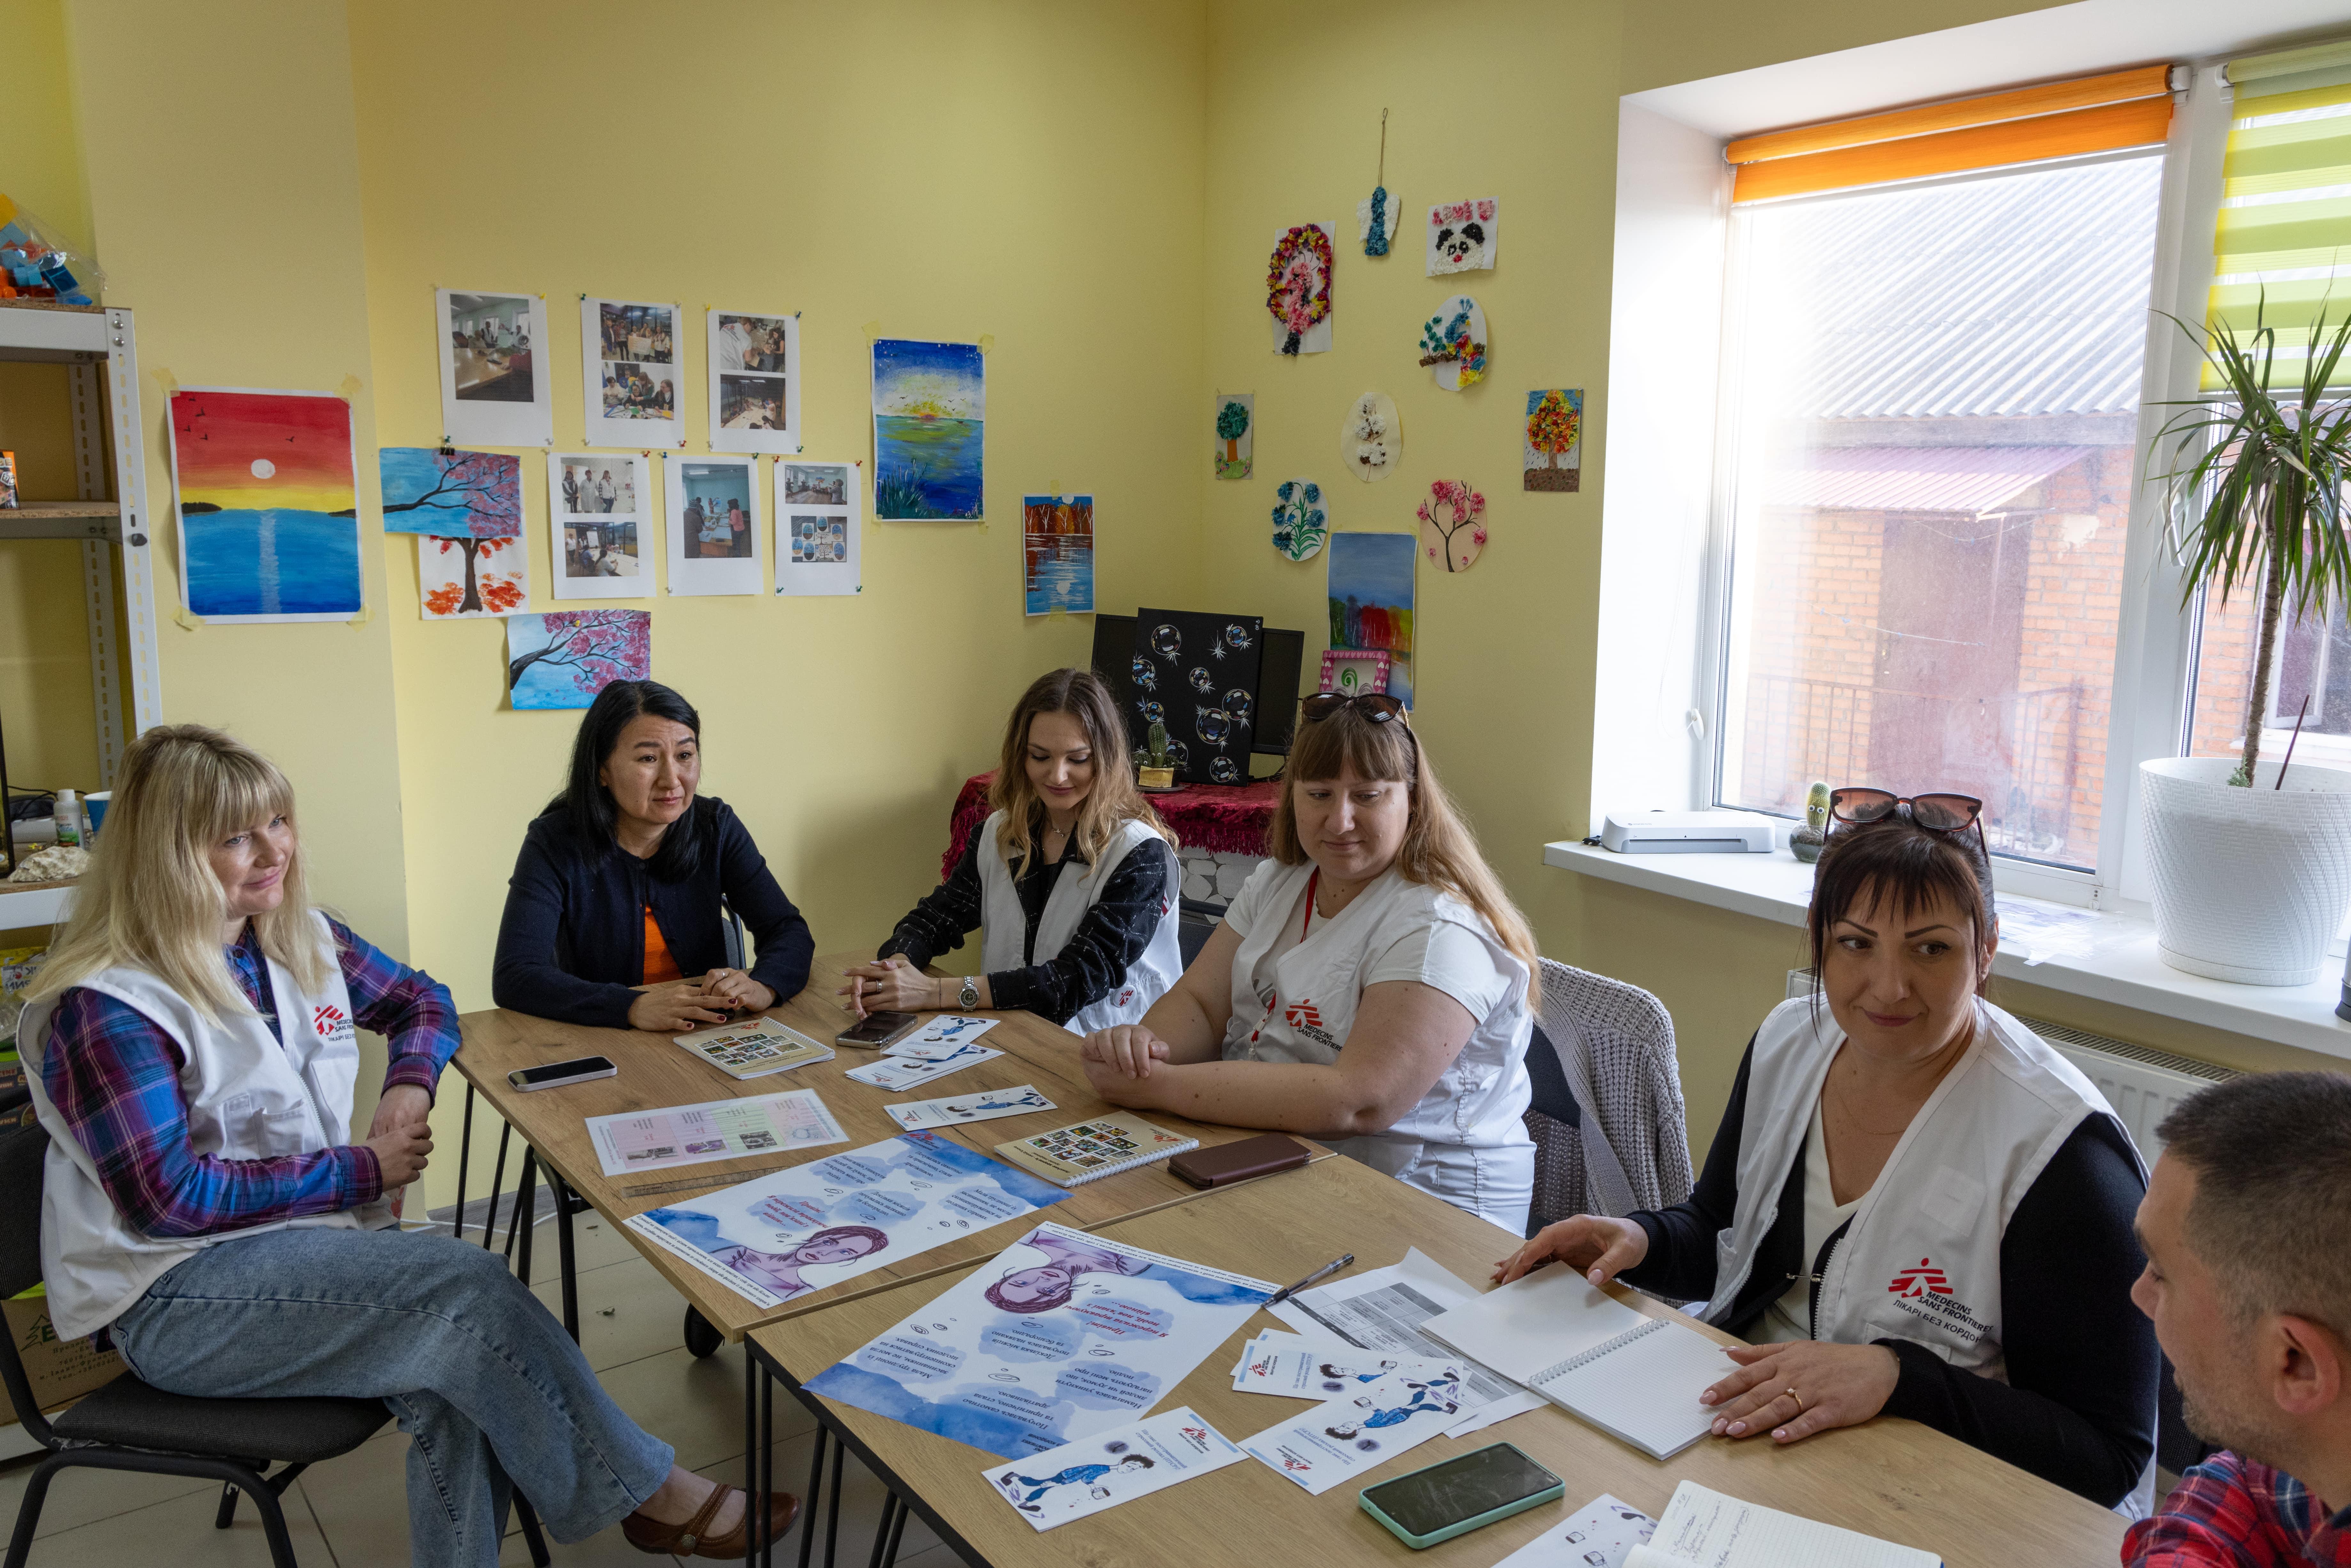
top-left (1081, 692), bottom-right (1541, 1233)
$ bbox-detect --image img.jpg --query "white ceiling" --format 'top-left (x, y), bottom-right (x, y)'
top-left (1627, 0), bottom-right (2351, 139)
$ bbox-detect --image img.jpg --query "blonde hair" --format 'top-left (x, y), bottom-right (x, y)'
top-left (28, 725), bottom-right (332, 1023)
top-left (1268, 705), bottom-right (1539, 969)
top-left (991, 669), bottom-right (1176, 876)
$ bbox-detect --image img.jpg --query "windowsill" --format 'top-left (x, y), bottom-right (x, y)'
top-left (1544, 839), bottom-right (2351, 1061)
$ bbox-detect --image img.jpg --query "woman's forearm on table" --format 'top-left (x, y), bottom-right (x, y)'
top-left (1101, 1058), bottom-right (1386, 1139)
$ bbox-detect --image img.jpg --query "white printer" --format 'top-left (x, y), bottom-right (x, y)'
top-left (1598, 809), bottom-right (1777, 854)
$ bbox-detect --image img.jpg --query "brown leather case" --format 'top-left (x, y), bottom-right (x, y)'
top-left (1168, 1133), bottom-right (1309, 1189)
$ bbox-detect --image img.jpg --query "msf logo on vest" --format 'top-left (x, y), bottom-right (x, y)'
top-left (1887, 1258), bottom-right (1952, 1299)
top-left (1886, 1256), bottom-right (1992, 1344)
top-left (1283, 999), bottom-right (1339, 1051)
top-left (313, 1005), bottom-right (356, 1047)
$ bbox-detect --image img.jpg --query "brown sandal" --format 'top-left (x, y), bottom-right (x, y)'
top-left (622, 1484), bottom-right (801, 1559)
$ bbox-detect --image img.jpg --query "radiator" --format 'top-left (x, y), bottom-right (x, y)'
top-left (1783, 969), bottom-right (2234, 1157)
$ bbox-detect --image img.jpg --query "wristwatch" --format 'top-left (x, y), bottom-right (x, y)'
top-left (957, 976), bottom-right (980, 1010)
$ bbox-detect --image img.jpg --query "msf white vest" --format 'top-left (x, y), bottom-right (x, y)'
top-left (1219, 860), bottom-right (1535, 1231)
top-left (975, 811), bottom-right (1184, 1036)
top-left (18, 911), bottom-right (387, 1341)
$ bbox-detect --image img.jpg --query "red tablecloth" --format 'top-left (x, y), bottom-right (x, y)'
top-left (944, 773), bottom-right (1282, 877)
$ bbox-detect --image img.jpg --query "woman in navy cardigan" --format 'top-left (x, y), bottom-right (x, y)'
top-left (493, 681), bottom-right (814, 1031)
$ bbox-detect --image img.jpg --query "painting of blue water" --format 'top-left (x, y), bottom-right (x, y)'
top-left (874, 416), bottom-right (983, 520)
top-left (1025, 537), bottom-right (1094, 616)
top-left (183, 509), bottom-right (364, 618)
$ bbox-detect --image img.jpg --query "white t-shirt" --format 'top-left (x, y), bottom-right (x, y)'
top-left (1754, 1096), bottom-right (1868, 1345)
top-left (1223, 866), bottom-right (1514, 1033)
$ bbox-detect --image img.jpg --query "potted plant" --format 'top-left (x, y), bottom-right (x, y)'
top-left (2141, 302), bottom-right (2351, 984)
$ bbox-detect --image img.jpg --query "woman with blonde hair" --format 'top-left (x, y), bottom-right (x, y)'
top-left (1082, 692), bottom-right (1540, 1233)
top-left (842, 668), bottom-right (1181, 1033)
top-left (18, 725), bottom-right (794, 1562)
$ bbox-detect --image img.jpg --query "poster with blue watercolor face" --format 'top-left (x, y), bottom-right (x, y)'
top-left (624, 1132), bottom-right (1065, 1311)
top-left (804, 1221), bottom-right (1276, 1459)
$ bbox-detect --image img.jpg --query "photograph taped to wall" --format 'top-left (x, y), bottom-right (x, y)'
top-left (1023, 495), bottom-right (1093, 617)
top-left (419, 534), bottom-right (527, 619)
top-left (548, 452), bottom-right (652, 601)
top-left (775, 459), bottom-right (861, 598)
top-left (665, 453), bottom-right (764, 596)
top-left (580, 297), bottom-right (682, 448)
top-left (436, 288), bottom-right (552, 447)
top-left (708, 310), bottom-right (799, 454)
top-left (872, 338), bottom-right (985, 520)
top-left (168, 387), bottom-right (363, 624)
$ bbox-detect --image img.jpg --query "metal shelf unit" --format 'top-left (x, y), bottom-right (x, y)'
top-left (0, 301), bottom-right (160, 906)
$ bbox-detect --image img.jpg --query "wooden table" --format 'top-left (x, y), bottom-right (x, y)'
top-left (753, 1156), bottom-right (2127, 1568)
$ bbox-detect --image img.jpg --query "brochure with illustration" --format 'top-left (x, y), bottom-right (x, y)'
top-left (1229, 1330), bottom-right (1440, 1398)
top-left (1241, 1363), bottom-right (1467, 1495)
top-left (1270, 1247), bottom-right (1520, 1414)
top-left (887, 1084), bottom-right (1057, 1131)
top-left (886, 1015), bottom-right (1000, 1059)
top-left (804, 1221), bottom-right (1275, 1459)
top-left (1497, 1493), bottom-right (1659, 1568)
top-left (992, 1113), bottom-right (1197, 1187)
top-left (625, 1131), bottom-right (1065, 1309)
top-left (584, 1089), bottom-right (845, 1178)
top-left (1625, 1481), bottom-right (1939, 1568)
top-left (982, 1407), bottom-right (1245, 1532)
top-left (671, 1018), bottom-right (835, 1080)
top-left (844, 1042), bottom-right (1001, 1091)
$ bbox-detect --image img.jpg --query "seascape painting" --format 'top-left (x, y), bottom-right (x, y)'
top-left (1022, 495), bottom-right (1093, 616)
top-left (1326, 531), bottom-right (1416, 707)
top-left (168, 388), bottom-right (363, 623)
top-left (872, 338), bottom-right (984, 521)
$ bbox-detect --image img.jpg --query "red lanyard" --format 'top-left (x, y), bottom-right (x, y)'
top-left (1299, 869), bottom-right (1321, 943)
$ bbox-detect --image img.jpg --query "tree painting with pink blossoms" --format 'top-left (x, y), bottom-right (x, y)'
top-left (378, 447), bottom-right (522, 537)
top-left (505, 608), bottom-right (651, 709)
top-left (1266, 224), bottom-right (1334, 356)
top-left (1417, 480), bottom-right (1487, 573)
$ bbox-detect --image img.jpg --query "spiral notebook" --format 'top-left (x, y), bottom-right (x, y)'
top-left (991, 1113), bottom-right (1197, 1187)
top-left (1421, 1262), bottom-right (1728, 1460)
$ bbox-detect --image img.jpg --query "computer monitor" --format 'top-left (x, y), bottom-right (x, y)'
top-left (1088, 614), bottom-right (1305, 760)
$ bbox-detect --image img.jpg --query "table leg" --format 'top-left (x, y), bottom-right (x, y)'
top-left (454, 1085), bottom-right (474, 1241)
top-left (744, 1350), bottom-right (759, 1566)
top-left (864, 1495), bottom-right (900, 1568)
top-left (482, 1123), bottom-right (511, 1251)
top-left (760, 1370), bottom-right (776, 1568)
top-left (552, 1172), bottom-right (579, 1342)
top-left (796, 1426), bottom-right (828, 1568)
top-left (878, 1495), bottom-right (909, 1568)
top-left (822, 1424), bottom-right (844, 1568)
top-left (512, 1148), bottom-right (538, 1285)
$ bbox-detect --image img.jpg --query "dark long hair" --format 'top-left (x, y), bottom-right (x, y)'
top-left (549, 680), bottom-right (703, 880)
top-left (1805, 815), bottom-right (1996, 1004)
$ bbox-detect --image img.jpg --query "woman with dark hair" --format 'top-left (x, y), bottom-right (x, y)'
top-left (842, 669), bottom-right (1180, 1033)
top-left (1495, 793), bottom-right (2158, 1512)
top-left (493, 680), bottom-right (813, 1031)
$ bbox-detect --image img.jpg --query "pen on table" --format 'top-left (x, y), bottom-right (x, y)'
top-left (1265, 1253), bottom-right (1355, 1308)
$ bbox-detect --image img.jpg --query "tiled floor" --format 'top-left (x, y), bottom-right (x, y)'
top-left (0, 1215), bottom-right (976, 1567)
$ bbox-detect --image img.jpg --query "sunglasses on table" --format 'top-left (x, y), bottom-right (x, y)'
top-left (1828, 788), bottom-right (1984, 833)
top-left (1300, 692), bottom-right (1407, 725)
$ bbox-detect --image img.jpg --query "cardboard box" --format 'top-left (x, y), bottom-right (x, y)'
top-left (1, 1292), bottom-right (121, 1421)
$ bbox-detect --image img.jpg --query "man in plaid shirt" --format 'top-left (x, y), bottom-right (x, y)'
top-left (2126, 1073), bottom-right (2351, 1567)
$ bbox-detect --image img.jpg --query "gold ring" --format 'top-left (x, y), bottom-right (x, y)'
top-left (1786, 1387), bottom-right (1804, 1413)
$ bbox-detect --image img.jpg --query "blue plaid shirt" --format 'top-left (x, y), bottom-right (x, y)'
top-left (39, 918), bottom-right (459, 1239)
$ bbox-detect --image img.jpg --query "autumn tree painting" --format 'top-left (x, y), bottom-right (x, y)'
top-left (1523, 388), bottom-right (1583, 493)
top-left (423, 534), bottom-right (525, 617)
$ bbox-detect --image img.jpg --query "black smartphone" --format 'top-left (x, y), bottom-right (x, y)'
top-left (507, 1055), bottom-right (618, 1092)
top-left (1358, 1443), bottom-right (1566, 1549)
top-left (835, 1012), bottom-right (920, 1049)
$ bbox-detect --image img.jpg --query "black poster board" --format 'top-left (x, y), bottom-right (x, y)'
top-left (1131, 608), bottom-right (1264, 785)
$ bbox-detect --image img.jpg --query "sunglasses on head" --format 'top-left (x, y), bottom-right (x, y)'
top-left (1828, 788), bottom-right (1984, 834)
top-left (1300, 691), bottom-right (1407, 725)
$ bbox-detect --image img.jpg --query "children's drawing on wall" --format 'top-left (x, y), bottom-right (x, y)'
top-left (776, 460), bottom-right (862, 598)
top-left (1214, 393), bottom-right (1254, 480)
top-left (1023, 495), bottom-right (1095, 616)
top-left (708, 309), bottom-right (799, 454)
top-left (436, 288), bottom-right (552, 447)
top-left (1271, 478), bottom-right (1328, 562)
top-left (1267, 223), bottom-right (1335, 356)
top-left (1339, 391), bottom-right (1400, 483)
top-left (420, 535), bottom-right (527, 618)
top-left (548, 452), bottom-right (651, 601)
top-left (665, 455), bottom-right (763, 596)
top-left (872, 338), bottom-right (985, 521)
top-left (1417, 295), bottom-right (1487, 391)
top-left (167, 388), bottom-right (363, 624)
top-left (581, 297), bottom-right (681, 447)
top-left (1417, 480), bottom-right (1486, 573)
top-left (1358, 110), bottom-right (1397, 257)
top-left (1425, 198), bottom-right (1498, 275)
top-left (1327, 530), bottom-right (1415, 707)
top-left (506, 608), bottom-right (650, 710)
top-left (1524, 388), bottom-right (1583, 492)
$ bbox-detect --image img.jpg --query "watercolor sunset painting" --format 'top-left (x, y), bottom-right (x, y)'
top-left (871, 338), bottom-right (983, 521)
top-left (168, 388), bottom-right (362, 622)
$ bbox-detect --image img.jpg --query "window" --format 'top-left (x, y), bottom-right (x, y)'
top-left (1712, 152), bottom-right (2168, 871)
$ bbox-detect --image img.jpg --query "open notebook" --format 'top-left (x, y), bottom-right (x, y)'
top-left (1626, 1480), bottom-right (1940, 1567)
top-left (1420, 1263), bottom-right (1729, 1459)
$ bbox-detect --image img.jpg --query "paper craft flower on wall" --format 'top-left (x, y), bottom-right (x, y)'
top-left (1272, 478), bottom-right (1329, 561)
top-left (1418, 480), bottom-right (1487, 573)
top-left (1524, 389), bottom-right (1581, 491)
top-left (1340, 391), bottom-right (1401, 483)
top-left (1416, 296), bottom-right (1487, 391)
top-left (1267, 225), bottom-right (1335, 357)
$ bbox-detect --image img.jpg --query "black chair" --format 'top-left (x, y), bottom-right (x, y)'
top-left (0, 1094), bottom-right (556, 1566)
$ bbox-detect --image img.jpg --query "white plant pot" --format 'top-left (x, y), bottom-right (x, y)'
top-left (2139, 756), bottom-right (2351, 985)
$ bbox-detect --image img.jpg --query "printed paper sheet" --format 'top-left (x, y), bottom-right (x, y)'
top-left (436, 288), bottom-right (552, 447)
top-left (775, 459), bottom-right (860, 596)
top-left (585, 1089), bottom-right (844, 1178)
top-left (983, 1407), bottom-right (1245, 1532)
top-left (1271, 1247), bottom-right (1519, 1408)
top-left (1242, 1364), bottom-right (1466, 1494)
top-left (844, 1042), bottom-right (1000, 1090)
top-left (1230, 1330), bottom-right (1439, 1398)
top-left (887, 1084), bottom-right (1057, 1131)
top-left (1497, 1494), bottom-right (1659, 1568)
top-left (580, 296), bottom-right (683, 448)
top-left (663, 453), bottom-right (764, 597)
top-left (547, 452), bottom-right (654, 601)
top-left (885, 1015), bottom-right (999, 1060)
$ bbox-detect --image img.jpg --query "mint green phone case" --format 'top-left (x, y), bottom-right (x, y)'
top-left (1357, 1443), bottom-right (1566, 1550)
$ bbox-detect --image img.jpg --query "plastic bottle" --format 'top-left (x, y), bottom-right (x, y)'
top-left (52, 790), bottom-right (80, 849)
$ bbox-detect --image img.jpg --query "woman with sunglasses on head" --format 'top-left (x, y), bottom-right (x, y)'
top-left (840, 669), bottom-right (1181, 1033)
top-left (1496, 792), bottom-right (2156, 1512)
top-left (1080, 692), bottom-right (1541, 1234)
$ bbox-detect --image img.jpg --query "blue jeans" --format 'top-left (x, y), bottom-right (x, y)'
top-left (111, 1227), bottom-right (674, 1567)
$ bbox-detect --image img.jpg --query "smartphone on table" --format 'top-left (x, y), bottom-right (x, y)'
top-left (507, 1056), bottom-right (618, 1092)
top-left (1359, 1442), bottom-right (1565, 1549)
top-left (835, 1012), bottom-right (920, 1049)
